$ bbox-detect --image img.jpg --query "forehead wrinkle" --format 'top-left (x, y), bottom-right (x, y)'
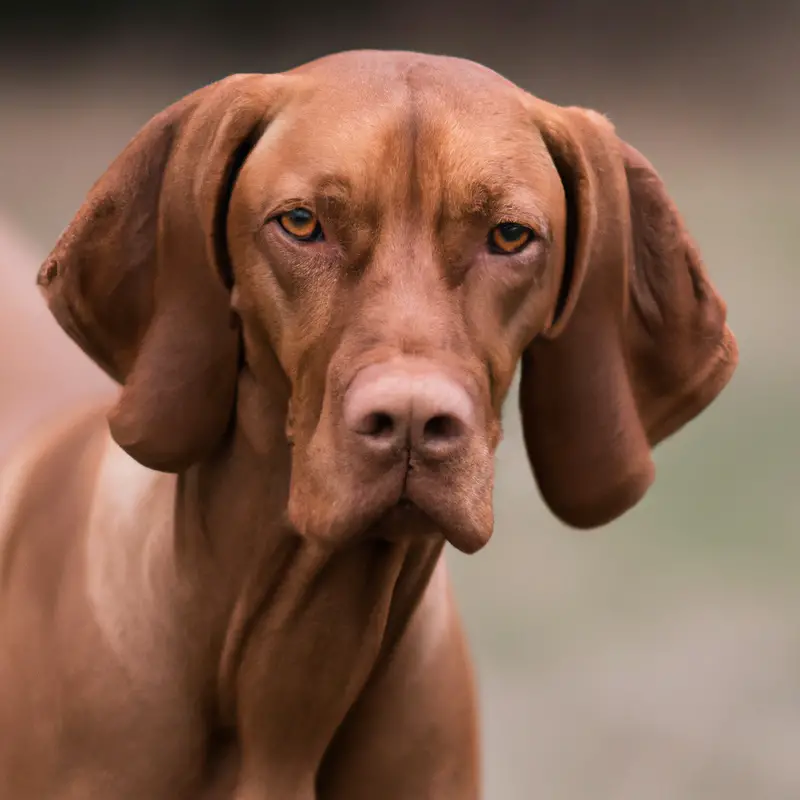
top-left (416, 146), bottom-right (552, 233)
top-left (406, 96), bottom-right (558, 238)
top-left (407, 86), bottom-right (543, 218)
top-left (372, 88), bottom-right (419, 221)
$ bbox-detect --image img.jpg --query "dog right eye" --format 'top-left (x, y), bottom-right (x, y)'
top-left (488, 222), bottom-right (534, 254)
top-left (277, 208), bottom-right (325, 242)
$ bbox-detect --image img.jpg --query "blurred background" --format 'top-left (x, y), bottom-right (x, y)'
top-left (1, 1), bottom-right (798, 797)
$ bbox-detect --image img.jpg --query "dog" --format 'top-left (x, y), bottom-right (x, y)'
top-left (0, 50), bottom-right (738, 798)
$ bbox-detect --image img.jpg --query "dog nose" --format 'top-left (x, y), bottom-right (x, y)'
top-left (343, 361), bottom-right (474, 458)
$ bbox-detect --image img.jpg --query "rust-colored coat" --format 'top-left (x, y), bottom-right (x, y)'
top-left (0, 50), bottom-right (737, 799)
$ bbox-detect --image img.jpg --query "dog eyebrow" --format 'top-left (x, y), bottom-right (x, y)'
top-left (313, 173), bottom-right (353, 201)
top-left (307, 173), bottom-right (375, 225)
top-left (452, 180), bottom-right (551, 239)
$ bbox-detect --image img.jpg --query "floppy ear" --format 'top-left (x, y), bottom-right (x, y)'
top-left (520, 105), bottom-right (738, 528)
top-left (37, 74), bottom-right (282, 472)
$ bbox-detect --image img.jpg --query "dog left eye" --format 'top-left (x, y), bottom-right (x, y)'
top-left (488, 223), bottom-right (534, 254)
top-left (277, 208), bottom-right (325, 242)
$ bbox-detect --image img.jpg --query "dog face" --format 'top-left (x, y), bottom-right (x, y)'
top-left (38, 51), bottom-right (737, 553)
top-left (228, 55), bottom-right (567, 551)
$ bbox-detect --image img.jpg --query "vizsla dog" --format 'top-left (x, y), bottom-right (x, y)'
top-left (0, 50), bottom-right (737, 798)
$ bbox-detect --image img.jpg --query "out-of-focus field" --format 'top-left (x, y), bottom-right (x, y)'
top-left (1, 29), bottom-right (798, 798)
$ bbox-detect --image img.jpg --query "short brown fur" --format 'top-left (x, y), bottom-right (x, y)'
top-left (0, 50), bottom-right (737, 798)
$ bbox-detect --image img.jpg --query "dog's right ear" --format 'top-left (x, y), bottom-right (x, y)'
top-left (38, 74), bottom-right (286, 472)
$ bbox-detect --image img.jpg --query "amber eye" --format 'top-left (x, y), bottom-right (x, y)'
top-left (489, 222), bottom-right (534, 254)
top-left (277, 207), bottom-right (324, 242)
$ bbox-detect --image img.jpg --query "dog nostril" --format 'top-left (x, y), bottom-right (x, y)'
top-left (361, 411), bottom-right (396, 439)
top-left (422, 414), bottom-right (463, 442)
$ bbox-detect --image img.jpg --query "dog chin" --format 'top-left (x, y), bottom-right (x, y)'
top-left (372, 488), bottom-right (494, 555)
top-left (370, 498), bottom-right (438, 542)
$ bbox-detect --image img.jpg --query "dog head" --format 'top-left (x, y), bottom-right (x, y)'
top-left (39, 51), bottom-right (737, 553)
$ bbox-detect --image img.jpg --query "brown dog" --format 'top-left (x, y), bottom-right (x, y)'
top-left (0, 50), bottom-right (737, 798)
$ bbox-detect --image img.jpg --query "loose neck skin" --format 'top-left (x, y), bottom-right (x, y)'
top-left (171, 367), bottom-right (445, 748)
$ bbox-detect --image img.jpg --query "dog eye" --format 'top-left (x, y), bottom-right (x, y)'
top-left (277, 208), bottom-right (324, 242)
top-left (489, 222), bottom-right (534, 254)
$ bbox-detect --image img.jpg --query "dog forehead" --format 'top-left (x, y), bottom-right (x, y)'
top-left (285, 49), bottom-right (532, 133)
top-left (239, 54), bottom-right (553, 207)
top-left (287, 49), bottom-right (518, 93)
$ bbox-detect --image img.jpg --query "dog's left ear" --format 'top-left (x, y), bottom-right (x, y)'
top-left (38, 74), bottom-right (285, 472)
top-left (520, 104), bottom-right (738, 528)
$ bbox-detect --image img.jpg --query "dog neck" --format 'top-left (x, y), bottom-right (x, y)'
top-left (171, 370), bottom-right (445, 743)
